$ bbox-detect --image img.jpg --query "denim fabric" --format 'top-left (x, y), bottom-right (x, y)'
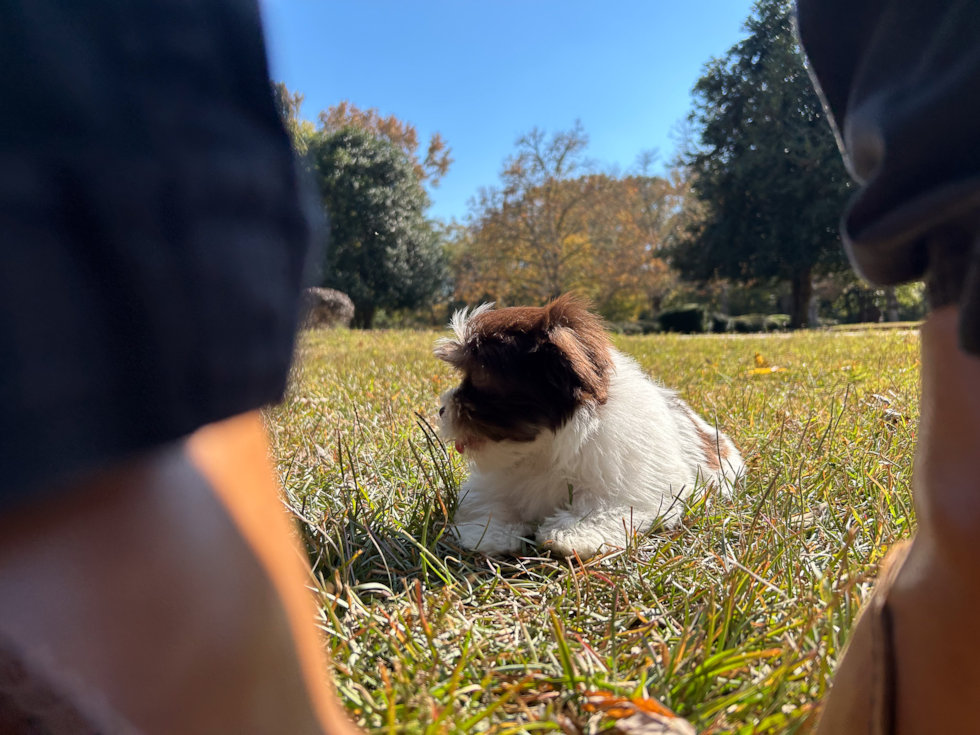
top-left (797, 0), bottom-right (980, 352)
top-left (0, 0), bottom-right (310, 505)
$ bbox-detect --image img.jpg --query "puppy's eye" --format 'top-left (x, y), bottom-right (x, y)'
top-left (439, 406), bottom-right (446, 417)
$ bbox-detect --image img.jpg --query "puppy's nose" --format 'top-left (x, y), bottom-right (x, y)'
top-left (439, 405), bottom-right (446, 417)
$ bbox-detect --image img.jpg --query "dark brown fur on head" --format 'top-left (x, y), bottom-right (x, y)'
top-left (435, 294), bottom-right (613, 443)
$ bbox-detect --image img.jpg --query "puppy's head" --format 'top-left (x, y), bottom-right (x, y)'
top-left (434, 294), bottom-right (613, 457)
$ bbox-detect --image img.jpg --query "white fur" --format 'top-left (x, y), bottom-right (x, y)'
top-left (439, 350), bottom-right (744, 558)
top-left (435, 302), bottom-right (494, 354)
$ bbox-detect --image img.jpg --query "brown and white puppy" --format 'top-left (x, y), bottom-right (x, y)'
top-left (435, 294), bottom-right (743, 558)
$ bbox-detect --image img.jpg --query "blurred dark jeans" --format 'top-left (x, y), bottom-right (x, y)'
top-left (0, 0), bottom-right (311, 507)
top-left (797, 0), bottom-right (980, 352)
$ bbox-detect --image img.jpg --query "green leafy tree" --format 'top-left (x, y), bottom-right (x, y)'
top-left (310, 127), bottom-right (446, 328)
top-left (675, 0), bottom-right (852, 328)
top-left (271, 82), bottom-right (316, 155)
top-left (320, 101), bottom-right (453, 187)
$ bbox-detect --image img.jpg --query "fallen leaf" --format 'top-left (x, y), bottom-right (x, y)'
top-left (582, 693), bottom-right (695, 734)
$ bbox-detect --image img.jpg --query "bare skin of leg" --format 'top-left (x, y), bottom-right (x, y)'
top-left (818, 305), bottom-right (980, 733)
top-left (0, 413), bottom-right (362, 735)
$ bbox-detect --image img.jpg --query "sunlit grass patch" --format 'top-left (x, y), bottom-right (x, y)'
top-left (267, 327), bottom-right (920, 734)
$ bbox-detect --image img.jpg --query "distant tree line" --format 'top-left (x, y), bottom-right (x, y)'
top-left (275, 0), bottom-right (924, 330)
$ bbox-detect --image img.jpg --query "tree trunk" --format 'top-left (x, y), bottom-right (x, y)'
top-left (789, 268), bottom-right (813, 330)
top-left (886, 286), bottom-right (900, 322)
top-left (859, 290), bottom-right (881, 323)
top-left (649, 293), bottom-right (663, 319)
top-left (352, 302), bottom-right (376, 329)
top-left (808, 291), bottom-right (819, 327)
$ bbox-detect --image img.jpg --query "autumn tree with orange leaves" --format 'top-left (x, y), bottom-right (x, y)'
top-left (272, 84), bottom-right (453, 187)
top-left (455, 124), bottom-right (684, 320)
top-left (320, 101), bottom-right (453, 187)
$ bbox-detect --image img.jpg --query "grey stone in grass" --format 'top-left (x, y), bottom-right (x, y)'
top-left (300, 287), bottom-right (355, 329)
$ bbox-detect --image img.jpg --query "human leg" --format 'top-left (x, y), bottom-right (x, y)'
top-left (0, 413), bottom-right (360, 735)
top-left (817, 305), bottom-right (980, 733)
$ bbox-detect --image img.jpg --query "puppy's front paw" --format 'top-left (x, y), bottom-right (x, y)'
top-left (537, 527), bottom-right (605, 560)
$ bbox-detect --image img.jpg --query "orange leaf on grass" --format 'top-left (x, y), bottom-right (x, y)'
top-left (582, 693), bottom-right (697, 734)
top-left (582, 691), bottom-right (678, 718)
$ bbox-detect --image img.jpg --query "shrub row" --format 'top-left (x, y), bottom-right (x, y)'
top-left (608, 307), bottom-right (791, 335)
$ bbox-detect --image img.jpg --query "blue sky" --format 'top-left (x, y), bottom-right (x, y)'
top-left (259, 0), bottom-right (756, 222)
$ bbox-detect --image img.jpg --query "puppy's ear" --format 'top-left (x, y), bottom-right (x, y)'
top-left (434, 338), bottom-right (463, 366)
top-left (434, 303), bottom-right (495, 366)
top-left (543, 294), bottom-right (613, 405)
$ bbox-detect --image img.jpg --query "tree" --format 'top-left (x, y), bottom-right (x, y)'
top-left (459, 123), bottom-right (596, 304)
top-left (271, 82), bottom-right (316, 155)
top-left (675, 0), bottom-right (852, 328)
top-left (320, 101), bottom-right (453, 187)
top-left (577, 173), bottom-right (681, 319)
top-left (309, 127), bottom-right (446, 328)
top-left (630, 155), bottom-right (691, 315)
top-left (455, 125), bottom-right (683, 320)
top-left (270, 88), bottom-right (454, 187)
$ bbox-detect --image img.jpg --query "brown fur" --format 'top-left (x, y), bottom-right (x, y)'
top-left (691, 416), bottom-right (723, 473)
top-left (663, 392), bottom-right (728, 474)
top-left (468, 295), bottom-right (613, 404)
top-left (436, 294), bottom-right (614, 442)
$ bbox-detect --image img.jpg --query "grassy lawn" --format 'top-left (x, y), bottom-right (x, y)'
top-left (267, 327), bottom-right (921, 734)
